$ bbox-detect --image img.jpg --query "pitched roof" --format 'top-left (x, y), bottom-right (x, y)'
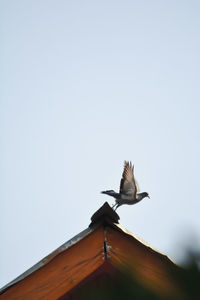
top-left (0, 202), bottom-right (182, 299)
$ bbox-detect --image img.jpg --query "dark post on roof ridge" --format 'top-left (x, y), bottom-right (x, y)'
top-left (89, 202), bottom-right (120, 227)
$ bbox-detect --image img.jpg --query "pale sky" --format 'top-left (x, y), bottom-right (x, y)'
top-left (1, 0), bottom-right (200, 288)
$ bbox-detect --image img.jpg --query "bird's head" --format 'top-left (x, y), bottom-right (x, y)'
top-left (143, 192), bottom-right (150, 199)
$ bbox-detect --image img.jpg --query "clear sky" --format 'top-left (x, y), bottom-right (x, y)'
top-left (1, 0), bottom-right (200, 288)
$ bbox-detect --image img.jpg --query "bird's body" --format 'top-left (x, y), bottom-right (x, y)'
top-left (101, 161), bottom-right (149, 210)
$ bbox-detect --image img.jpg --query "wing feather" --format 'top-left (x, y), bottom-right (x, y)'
top-left (119, 161), bottom-right (137, 196)
top-left (135, 178), bottom-right (140, 193)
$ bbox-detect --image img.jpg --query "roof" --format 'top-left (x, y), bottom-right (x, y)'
top-left (0, 202), bottom-right (182, 299)
top-left (0, 226), bottom-right (94, 294)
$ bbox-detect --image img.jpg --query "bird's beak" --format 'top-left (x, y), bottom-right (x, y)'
top-left (148, 195), bottom-right (150, 199)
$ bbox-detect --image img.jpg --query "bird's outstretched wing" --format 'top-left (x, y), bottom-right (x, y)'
top-left (119, 161), bottom-right (138, 196)
top-left (135, 178), bottom-right (140, 193)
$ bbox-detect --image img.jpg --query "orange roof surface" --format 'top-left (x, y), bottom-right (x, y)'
top-left (0, 203), bottom-right (182, 300)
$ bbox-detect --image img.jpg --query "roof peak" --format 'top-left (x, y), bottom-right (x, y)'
top-left (89, 202), bottom-right (119, 227)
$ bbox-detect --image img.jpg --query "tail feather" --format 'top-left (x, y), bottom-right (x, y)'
top-left (101, 190), bottom-right (118, 198)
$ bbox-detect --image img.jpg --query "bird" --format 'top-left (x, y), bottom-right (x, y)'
top-left (101, 161), bottom-right (150, 210)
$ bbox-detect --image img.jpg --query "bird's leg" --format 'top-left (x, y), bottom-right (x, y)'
top-left (115, 204), bottom-right (120, 211)
top-left (112, 203), bottom-right (117, 209)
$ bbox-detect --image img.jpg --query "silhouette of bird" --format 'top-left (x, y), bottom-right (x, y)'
top-left (101, 161), bottom-right (150, 210)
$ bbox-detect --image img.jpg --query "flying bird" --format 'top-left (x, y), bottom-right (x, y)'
top-left (101, 161), bottom-right (149, 210)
